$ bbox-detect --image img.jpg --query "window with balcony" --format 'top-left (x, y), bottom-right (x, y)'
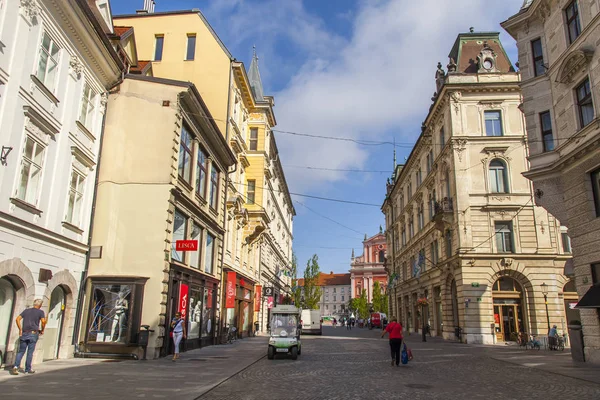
top-left (249, 128), bottom-right (258, 150)
top-left (485, 111), bottom-right (503, 136)
top-left (186, 34), bottom-right (196, 60)
top-left (17, 136), bottom-right (45, 206)
top-left (531, 38), bottom-right (545, 77)
top-left (36, 32), bottom-right (60, 92)
top-left (196, 148), bottom-right (207, 198)
top-left (591, 167), bottom-right (600, 217)
top-left (576, 78), bottom-right (594, 128)
top-left (210, 166), bottom-right (219, 209)
top-left (79, 83), bottom-right (96, 132)
top-left (489, 159), bottom-right (509, 193)
top-left (566, 1), bottom-right (581, 44)
top-left (178, 125), bottom-right (193, 184)
top-left (540, 111), bottom-right (554, 152)
top-left (495, 222), bottom-right (514, 253)
top-left (65, 169), bottom-right (85, 226)
top-left (154, 35), bottom-right (164, 61)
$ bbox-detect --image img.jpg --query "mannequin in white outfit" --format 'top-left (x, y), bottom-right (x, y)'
top-left (110, 290), bottom-right (129, 342)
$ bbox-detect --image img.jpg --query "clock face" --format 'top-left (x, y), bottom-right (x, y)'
top-left (483, 59), bottom-right (493, 70)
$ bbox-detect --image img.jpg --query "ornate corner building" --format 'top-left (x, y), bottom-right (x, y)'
top-left (382, 30), bottom-right (573, 345)
top-left (502, 0), bottom-right (600, 363)
top-left (350, 232), bottom-right (388, 303)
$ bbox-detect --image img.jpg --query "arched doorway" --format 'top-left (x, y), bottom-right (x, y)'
top-left (450, 279), bottom-right (459, 329)
top-left (0, 277), bottom-right (16, 364)
top-left (562, 279), bottom-right (580, 326)
top-left (42, 286), bottom-right (66, 360)
top-left (492, 277), bottom-right (525, 342)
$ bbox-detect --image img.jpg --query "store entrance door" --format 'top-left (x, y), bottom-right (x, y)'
top-left (0, 277), bottom-right (16, 364)
top-left (494, 304), bottom-right (522, 342)
top-left (43, 286), bottom-right (65, 360)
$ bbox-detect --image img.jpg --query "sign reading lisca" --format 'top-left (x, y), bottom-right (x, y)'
top-left (176, 240), bottom-right (198, 251)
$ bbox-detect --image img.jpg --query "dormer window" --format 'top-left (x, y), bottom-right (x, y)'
top-left (477, 41), bottom-right (498, 73)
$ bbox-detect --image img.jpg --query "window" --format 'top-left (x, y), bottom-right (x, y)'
top-left (566, 1), bottom-right (581, 44)
top-left (489, 159), bottom-right (508, 193)
top-left (79, 83), bottom-right (96, 131)
top-left (444, 171), bottom-right (451, 198)
top-left (495, 222), bottom-right (514, 253)
top-left (440, 128), bottom-right (445, 147)
top-left (419, 249), bottom-right (426, 273)
top-left (592, 263), bottom-right (600, 285)
top-left (576, 78), bottom-right (594, 128)
top-left (209, 166), bottom-right (219, 209)
top-left (178, 125), bottom-right (193, 183)
top-left (196, 148), bottom-right (207, 198)
top-left (172, 210), bottom-right (187, 263)
top-left (409, 217), bottom-right (414, 238)
top-left (247, 180), bottom-right (256, 204)
top-left (325, 305), bottom-right (329, 310)
top-left (591, 167), bottom-right (600, 217)
top-left (186, 34), bottom-right (196, 60)
top-left (36, 32), bottom-right (60, 91)
top-left (540, 111), bottom-right (554, 152)
top-left (333, 296), bottom-right (336, 301)
top-left (417, 168), bottom-right (422, 186)
top-left (531, 38), bottom-right (545, 77)
top-left (190, 223), bottom-right (202, 268)
top-left (400, 196), bottom-right (404, 210)
top-left (66, 170), bottom-right (85, 226)
top-left (432, 239), bottom-right (439, 265)
top-left (341, 287), bottom-right (345, 293)
top-left (333, 288), bottom-right (336, 293)
top-left (154, 35), bottom-right (164, 61)
top-left (445, 230), bottom-right (452, 258)
top-left (407, 183), bottom-right (412, 199)
top-left (333, 304), bottom-right (336, 310)
top-left (485, 111), bottom-right (503, 136)
top-left (17, 136), bottom-right (45, 205)
top-left (427, 150), bottom-right (433, 174)
top-left (561, 227), bottom-right (572, 253)
top-left (418, 204), bottom-right (424, 230)
top-left (249, 128), bottom-right (258, 150)
top-left (205, 232), bottom-right (215, 274)
top-left (401, 228), bottom-right (406, 246)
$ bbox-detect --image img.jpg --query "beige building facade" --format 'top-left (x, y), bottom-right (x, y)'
top-left (383, 31), bottom-right (572, 345)
top-left (502, 0), bottom-right (600, 363)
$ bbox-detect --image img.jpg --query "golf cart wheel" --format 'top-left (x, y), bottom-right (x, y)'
top-left (291, 346), bottom-right (298, 360)
top-left (268, 346), bottom-right (275, 359)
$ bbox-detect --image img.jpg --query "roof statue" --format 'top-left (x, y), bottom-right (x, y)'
top-left (248, 45), bottom-right (265, 102)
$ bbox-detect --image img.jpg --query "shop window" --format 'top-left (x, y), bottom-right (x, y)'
top-left (202, 287), bottom-right (214, 337)
top-left (565, 1), bottom-right (581, 44)
top-left (171, 210), bottom-right (187, 263)
top-left (0, 278), bottom-right (15, 361)
top-left (188, 288), bottom-right (202, 340)
top-left (86, 279), bottom-right (146, 345)
top-left (591, 167), bottom-right (600, 217)
top-left (205, 233), bottom-right (215, 274)
top-left (485, 111), bottom-right (503, 136)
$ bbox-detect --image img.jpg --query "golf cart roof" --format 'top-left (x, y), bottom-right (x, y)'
top-left (271, 305), bottom-right (300, 314)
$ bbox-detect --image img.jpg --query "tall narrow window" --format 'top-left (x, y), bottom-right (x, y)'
top-left (418, 204), bottom-right (424, 230)
top-left (409, 217), bottom-right (414, 238)
top-left (186, 34), bottom-right (196, 60)
top-left (433, 239), bottom-right (439, 264)
top-left (576, 78), bottom-right (594, 128)
top-left (495, 222), bottom-right (514, 253)
top-left (445, 171), bottom-right (451, 198)
top-left (591, 167), bottom-right (600, 218)
top-left (485, 111), bottom-right (503, 136)
top-left (439, 128), bottom-right (445, 147)
top-left (209, 166), bottom-right (219, 209)
top-left (531, 38), bottom-right (545, 77)
top-left (79, 83), bottom-right (96, 131)
top-left (247, 180), bottom-right (256, 204)
top-left (178, 125), bottom-right (193, 183)
top-left (566, 1), bottom-right (581, 44)
top-left (154, 35), bottom-right (164, 61)
top-left (17, 136), bottom-right (45, 205)
top-left (205, 233), bottom-right (215, 274)
top-left (249, 128), bottom-right (258, 150)
top-left (489, 159), bottom-right (508, 193)
top-left (36, 32), bottom-right (60, 91)
top-left (445, 230), bottom-right (452, 258)
top-left (172, 210), bottom-right (187, 263)
top-left (196, 148), bottom-right (207, 198)
top-left (427, 150), bottom-right (433, 173)
top-left (66, 170), bottom-right (85, 226)
top-left (540, 111), bottom-right (554, 152)
top-left (190, 223), bottom-right (202, 268)
top-left (417, 168), bottom-right (422, 186)
top-left (560, 227), bottom-right (572, 254)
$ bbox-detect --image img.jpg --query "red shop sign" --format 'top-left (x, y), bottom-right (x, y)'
top-left (267, 296), bottom-right (274, 309)
top-left (206, 289), bottom-right (213, 309)
top-left (175, 240), bottom-right (198, 251)
top-left (255, 285), bottom-right (262, 312)
top-left (226, 272), bottom-right (236, 308)
top-left (179, 283), bottom-right (189, 319)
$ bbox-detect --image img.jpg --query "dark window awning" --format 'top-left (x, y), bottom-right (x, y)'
top-left (576, 285), bottom-right (600, 309)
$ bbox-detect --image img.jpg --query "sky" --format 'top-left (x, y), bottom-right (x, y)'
top-left (110, 0), bottom-right (525, 274)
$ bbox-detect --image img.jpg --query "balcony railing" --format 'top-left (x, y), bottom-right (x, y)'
top-left (434, 197), bottom-right (453, 215)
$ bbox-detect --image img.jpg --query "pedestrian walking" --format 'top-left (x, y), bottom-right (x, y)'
top-left (171, 312), bottom-right (186, 361)
top-left (333, 318), bottom-right (337, 328)
top-left (548, 325), bottom-right (558, 350)
top-left (381, 316), bottom-right (403, 367)
top-left (346, 318), bottom-right (351, 330)
top-left (10, 299), bottom-right (47, 375)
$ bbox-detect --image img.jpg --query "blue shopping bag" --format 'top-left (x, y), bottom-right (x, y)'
top-left (401, 343), bottom-right (409, 364)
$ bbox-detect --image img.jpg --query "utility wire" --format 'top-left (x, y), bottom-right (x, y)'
top-left (293, 199), bottom-right (365, 236)
top-left (283, 165), bottom-right (393, 173)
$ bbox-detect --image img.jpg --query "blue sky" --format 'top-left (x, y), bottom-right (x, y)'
top-left (110, 0), bottom-right (524, 274)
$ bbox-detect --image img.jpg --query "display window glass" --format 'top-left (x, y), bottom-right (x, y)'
top-left (188, 287), bottom-right (202, 340)
top-left (242, 302), bottom-right (250, 331)
top-left (88, 284), bottom-right (132, 344)
top-left (201, 288), bottom-right (214, 337)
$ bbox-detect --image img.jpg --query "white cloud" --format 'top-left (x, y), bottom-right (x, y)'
top-left (205, 0), bottom-right (524, 192)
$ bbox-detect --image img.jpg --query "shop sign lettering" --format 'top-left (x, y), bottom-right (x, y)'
top-left (176, 240), bottom-right (198, 251)
top-left (226, 272), bottom-right (236, 308)
top-left (179, 283), bottom-right (189, 319)
top-left (255, 285), bottom-right (262, 312)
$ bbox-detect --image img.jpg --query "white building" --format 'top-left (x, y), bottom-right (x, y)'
top-left (299, 272), bottom-right (351, 318)
top-left (0, 0), bottom-right (122, 366)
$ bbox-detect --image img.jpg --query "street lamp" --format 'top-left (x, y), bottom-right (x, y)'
top-left (541, 282), bottom-right (550, 333)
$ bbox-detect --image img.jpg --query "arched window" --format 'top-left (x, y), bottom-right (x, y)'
top-left (489, 159), bottom-right (509, 193)
top-left (379, 250), bottom-right (385, 263)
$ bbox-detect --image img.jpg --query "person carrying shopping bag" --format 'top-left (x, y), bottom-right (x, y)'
top-left (381, 316), bottom-right (403, 366)
top-left (171, 312), bottom-right (186, 361)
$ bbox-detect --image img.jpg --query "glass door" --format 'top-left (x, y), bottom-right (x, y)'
top-left (500, 305), bottom-right (520, 341)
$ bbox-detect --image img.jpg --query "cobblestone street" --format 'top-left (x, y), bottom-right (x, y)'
top-left (2, 327), bottom-right (600, 399)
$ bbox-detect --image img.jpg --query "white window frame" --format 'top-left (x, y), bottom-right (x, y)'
top-left (35, 32), bottom-right (60, 92)
top-left (79, 82), bottom-right (96, 131)
top-left (65, 168), bottom-right (86, 226)
top-left (495, 222), bottom-right (514, 253)
top-left (16, 135), bottom-right (46, 206)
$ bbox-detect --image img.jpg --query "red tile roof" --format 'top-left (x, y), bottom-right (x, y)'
top-left (130, 60), bottom-right (151, 74)
top-left (297, 272), bottom-right (351, 287)
top-left (114, 26), bottom-right (133, 37)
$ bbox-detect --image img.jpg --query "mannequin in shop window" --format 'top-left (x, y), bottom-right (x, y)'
top-left (110, 290), bottom-right (129, 342)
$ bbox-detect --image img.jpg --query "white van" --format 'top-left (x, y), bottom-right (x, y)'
top-left (301, 309), bottom-right (322, 335)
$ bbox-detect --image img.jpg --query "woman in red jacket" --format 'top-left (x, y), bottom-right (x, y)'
top-left (381, 317), bottom-right (403, 366)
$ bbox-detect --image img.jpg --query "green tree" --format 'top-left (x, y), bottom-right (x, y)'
top-left (302, 254), bottom-right (322, 310)
top-left (290, 252), bottom-right (302, 307)
top-left (356, 289), bottom-right (369, 319)
top-left (372, 281), bottom-right (384, 312)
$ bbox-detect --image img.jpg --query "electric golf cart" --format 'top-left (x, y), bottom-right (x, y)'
top-left (267, 305), bottom-right (302, 360)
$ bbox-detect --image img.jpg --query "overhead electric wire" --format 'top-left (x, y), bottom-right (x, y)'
top-left (292, 199), bottom-right (365, 236)
top-left (283, 165), bottom-right (393, 173)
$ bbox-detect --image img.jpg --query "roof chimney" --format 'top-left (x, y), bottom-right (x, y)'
top-left (137, 0), bottom-right (156, 14)
top-left (330, 271), bottom-right (333, 275)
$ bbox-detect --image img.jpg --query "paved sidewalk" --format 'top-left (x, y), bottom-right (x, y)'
top-left (0, 337), bottom-right (267, 400)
